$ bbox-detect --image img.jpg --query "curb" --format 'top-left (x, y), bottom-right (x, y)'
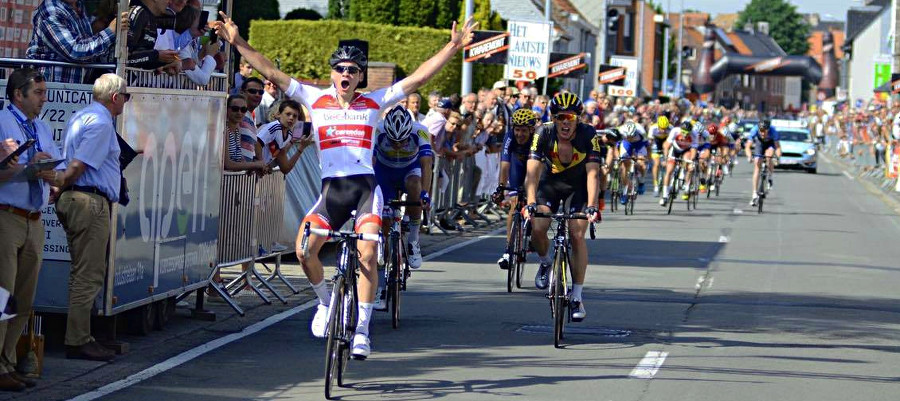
top-left (820, 152), bottom-right (900, 214)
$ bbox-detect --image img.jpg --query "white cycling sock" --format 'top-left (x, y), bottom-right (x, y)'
top-left (310, 280), bottom-right (331, 306)
top-left (356, 302), bottom-right (374, 336)
top-left (408, 221), bottom-right (420, 244)
top-left (571, 284), bottom-right (584, 302)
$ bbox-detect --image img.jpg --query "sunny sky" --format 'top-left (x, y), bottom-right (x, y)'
top-left (677, 0), bottom-right (864, 22)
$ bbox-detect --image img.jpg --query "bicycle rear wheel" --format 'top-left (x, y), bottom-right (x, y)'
top-left (609, 173), bottom-right (619, 213)
top-left (551, 250), bottom-right (567, 348)
top-left (324, 275), bottom-right (346, 400)
top-left (757, 173), bottom-right (766, 214)
top-left (516, 222), bottom-right (528, 289)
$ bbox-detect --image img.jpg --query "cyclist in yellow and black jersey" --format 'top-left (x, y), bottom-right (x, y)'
top-left (523, 92), bottom-right (602, 322)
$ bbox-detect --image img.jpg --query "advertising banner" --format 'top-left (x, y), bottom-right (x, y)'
top-left (606, 56), bottom-right (638, 97)
top-left (505, 20), bottom-right (552, 81)
top-left (597, 64), bottom-right (627, 85)
top-left (464, 30), bottom-right (510, 64)
top-left (547, 52), bottom-right (588, 78)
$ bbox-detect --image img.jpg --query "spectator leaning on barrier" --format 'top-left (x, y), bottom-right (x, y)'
top-left (26, 0), bottom-right (129, 84)
top-left (423, 97), bottom-right (452, 148)
top-left (171, 1), bottom-right (220, 86)
top-left (0, 68), bottom-right (65, 391)
top-left (241, 77), bottom-right (265, 131)
top-left (46, 74), bottom-right (129, 362)
top-left (223, 94), bottom-right (266, 172)
top-left (257, 100), bottom-right (313, 174)
top-left (406, 93), bottom-right (426, 122)
top-left (254, 79), bottom-right (282, 126)
top-left (128, 0), bottom-right (180, 71)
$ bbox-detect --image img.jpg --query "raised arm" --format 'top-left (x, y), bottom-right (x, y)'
top-left (398, 18), bottom-right (478, 96)
top-left (213, 12), bottom-right (292, 91)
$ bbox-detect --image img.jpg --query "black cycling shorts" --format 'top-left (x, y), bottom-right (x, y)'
top-left (536, 178), bottom-right (588, 213)
top-left (304, 174), bottom-right (383, 231)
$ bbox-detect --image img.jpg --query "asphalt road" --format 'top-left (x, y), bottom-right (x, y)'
top-left (91, 158), bottom-right (900, 401)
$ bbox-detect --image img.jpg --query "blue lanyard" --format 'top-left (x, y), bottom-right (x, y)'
top-left (7, 105), bottom-right (43, 153)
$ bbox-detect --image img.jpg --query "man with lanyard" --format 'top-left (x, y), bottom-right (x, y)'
top-left (492, 108), bottom-right (538, 270)
top-left (648, 116), bottom-right (671, 195)
top-left (745, 119), bottom-right (781, 206)
top-left (373, 105), bottom-right (433, 271)
top-left (0, 68), bottom-right (64, 390)
top-left (523, 93), bottom-right (602, 322)
top-left (615, 120), bottom-right (650, 204)
top-left (213, 12), bottom-right (477, 359)
top-left (659, 120), bottom-right (699, 206)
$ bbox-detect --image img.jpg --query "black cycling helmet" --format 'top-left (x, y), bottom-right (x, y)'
top-left (382, 105), bottom-right (414, 142)
top-left (759, 119), bottom-right (771, 130)
top-left (329, 46), bottom-right (368, 70)
top-left (549, 92), bottom-right (584, 115)
top-left (679, 120), bottom-right (692, 132)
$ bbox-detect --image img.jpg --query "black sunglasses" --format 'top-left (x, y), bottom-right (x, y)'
top-left (229, 106), bottom-right (248, 113)
top-left (333, 65), bottom-right (361, 75)
top-left (244, 88), bottom-right (263, 95)
top-left (118, 92), bottom-right (131, 102)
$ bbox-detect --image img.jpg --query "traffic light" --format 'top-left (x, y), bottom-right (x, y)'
top-left (608, 9), bottom-right (620, 33)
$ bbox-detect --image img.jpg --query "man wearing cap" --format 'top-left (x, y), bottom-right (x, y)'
top-left (490, 80), bottom-right (513, 134)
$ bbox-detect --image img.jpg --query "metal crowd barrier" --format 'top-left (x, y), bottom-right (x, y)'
top-left (125, 67), bottom-right (228, 91)
top-left (211, 169), bottom-right (294, 316)
top-left (824, 134), bottom-right (900, 193)
top-left (428, 149), bottom-right (501, 234)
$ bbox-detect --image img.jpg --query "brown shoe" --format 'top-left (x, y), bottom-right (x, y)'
top-left (0, 374), bottom-right (25, 392)
top-left (9, 372), bottom-right (35, 388)
top-left (66, 341), bottom-right (115, 362)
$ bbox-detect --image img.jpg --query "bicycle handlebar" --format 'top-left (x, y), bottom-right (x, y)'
top-left (529, 212), bottom-right (596, 240)
top-left (299, 222), bottom-right (382, 256)
top-left (497, 185), bottom-right (524, 192)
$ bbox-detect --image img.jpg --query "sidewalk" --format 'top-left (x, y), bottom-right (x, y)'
top-left (1, 214), bottom-right (504, 401)
top-left (819, 143), bottom-right (900, 212)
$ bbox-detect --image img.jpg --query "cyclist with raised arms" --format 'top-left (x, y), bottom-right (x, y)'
top-left (213, 12), bottom-right (477, 359)
top-left (648, 116), bottom-right (672, 195)
top-left (659, 120), bottom-right (699, 206)
top-left (523, 93), bottom-right (602, 322)
top-left (615, 120), bottom-right (649, 204)
top-left (374, 105), bottom-right (433, 270)
top-left (493, 108), bottom-right (538, 269)
top-left (745, 119), bottom-right (781, 206)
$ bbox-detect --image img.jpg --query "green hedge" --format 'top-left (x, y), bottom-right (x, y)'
top-left (249, 19), bottom-right (499, 96)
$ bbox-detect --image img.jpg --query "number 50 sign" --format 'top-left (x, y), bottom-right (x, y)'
top-left (505, 21), bottom-right (552, 82)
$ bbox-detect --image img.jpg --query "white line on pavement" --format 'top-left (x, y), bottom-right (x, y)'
top-left (732, 208), bottom-right (743, 214)
top-left (67, 299), bottom-right (319, 401)
top-left (718, 235), bottom-right (729, 243)
top-left (629, 351), bottom-right (669, 379)
top-left (68, 228), bottom-right (504, 401)
top-left (843, 171), bottom-right (855, 180)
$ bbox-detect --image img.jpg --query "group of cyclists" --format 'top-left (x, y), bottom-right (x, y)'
top-left (212, 8), bottom-right (784, 372)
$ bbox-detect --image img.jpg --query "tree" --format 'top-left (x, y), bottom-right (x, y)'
top-left (348, 0), bottom-right (398, 24)
top-left (327, 0), bottom-right (347, 19)
top-left (736, 0), bottom-right (809, 55)
top-left (435, 0), bottom-right (460, 29)
top-left (285, 8), bottom-right (323, 20)
top-left (397, 0), bottom-right (437, 27)
top-left (232, 0), bottom-right (281, 39)
top-left (458, 0), bottom-right (504, 31)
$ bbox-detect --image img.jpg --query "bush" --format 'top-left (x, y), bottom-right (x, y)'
top-left (249, 19), bottom-right (476, 95)
top-left (284, 8), bottom-right (323, 20)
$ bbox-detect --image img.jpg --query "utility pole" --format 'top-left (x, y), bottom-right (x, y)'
top-left (461, 0), bottom-right (474, 95)
top-left (598, 0), bottom-right (608, 93)
top-left (543, 0), bottom-right (552, 95)
top-left (661, 0), bottom-right (671, 96)
top-left (675, 0), bottom-right (684, 97)
top-left (636, 0), bottom-right (645, 97)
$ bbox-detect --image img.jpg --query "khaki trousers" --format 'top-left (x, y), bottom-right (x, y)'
top-left (56, 191), bottom-right (110, 347)
top-left (0, 210), bottom-right (43, 374)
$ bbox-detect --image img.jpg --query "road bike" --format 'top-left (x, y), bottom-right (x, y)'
top-left (496, 186), bottom-right (530, 292)
top-left (755, 156), bottom-right (776, 214)
top-left (608, 157), bottom-right (621, 213)
top-left (383, 198), bottom-right (420, 329)
top-left (300, 214), bottom-right (382, 400)
top-left (665, 158), bottom-right (693, 215)
top-left (530, 207), bottom-right (595, 348)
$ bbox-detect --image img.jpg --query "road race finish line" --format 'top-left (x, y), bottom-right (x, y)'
top-left (517, 325), bottom-right (632, 338)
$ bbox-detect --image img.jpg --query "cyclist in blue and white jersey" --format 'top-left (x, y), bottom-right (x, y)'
top-left (615, 120), bottom-right (650, 204)
top-left (744, 119), bottom-right (781, 206)
top-left (374, 105), bottom-right (434, 270)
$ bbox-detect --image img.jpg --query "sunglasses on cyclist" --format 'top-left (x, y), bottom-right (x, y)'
top-left (244, 88), bottom-right (263, 95)
top-left (333, 65), bottom-right (361, 75)
top-left (554, 113), bottom-right (578, 122)
top-left (229, 106), bottom-right (249, 113)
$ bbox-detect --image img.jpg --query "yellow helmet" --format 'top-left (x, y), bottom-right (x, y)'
top-left (512, 108), bottom-right (538, 127)
top-left (549, 92), bottom-right (584, 115)
top-left (657, 116), bottom-right (670, 129)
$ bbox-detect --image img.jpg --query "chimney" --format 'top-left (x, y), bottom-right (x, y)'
top-left (757, 21), bottom-right (769, 35)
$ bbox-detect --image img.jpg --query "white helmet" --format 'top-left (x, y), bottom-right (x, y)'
top-left (620, 121), bottom-right (638, 138)
top-left (383, 105), bottom-right (413, 142)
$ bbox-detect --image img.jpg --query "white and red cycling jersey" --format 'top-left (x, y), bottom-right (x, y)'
top-left (667, 130), bottom-right (698, 152)
top-left (285, 78), bottom-right (405, 179)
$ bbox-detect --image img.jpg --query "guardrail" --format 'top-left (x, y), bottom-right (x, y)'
top-left (124, 67), bottom-right (228, 92)
top-left (209, 169), bottom-right (294, 316)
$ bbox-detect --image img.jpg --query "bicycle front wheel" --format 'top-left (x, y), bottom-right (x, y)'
top-left (507, 213), bottom-right (522, 293)
top-left (390, 236), bottom-right (402, 329)
top-left (324, 275), bottom-right (346, 399)
top-left (551, 250), bottom-right (567, 348)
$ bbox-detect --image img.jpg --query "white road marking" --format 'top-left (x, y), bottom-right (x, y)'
top-left (67, 299), bottom-right (319, 401)
top-left (732, 208), bottom-right (743, 214)
top-left (843, 171), bottom-right (855, 180)
top-left (630, 351), bottom-right (669, 379)
top-left (718, 235), bottom-right (729, 243)
top-left (68, 228), bottom-right (504, 401)
top-left (707, 277), bottom-right (714, 288)
top-left (694, 276), bottom-right (704, 289)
